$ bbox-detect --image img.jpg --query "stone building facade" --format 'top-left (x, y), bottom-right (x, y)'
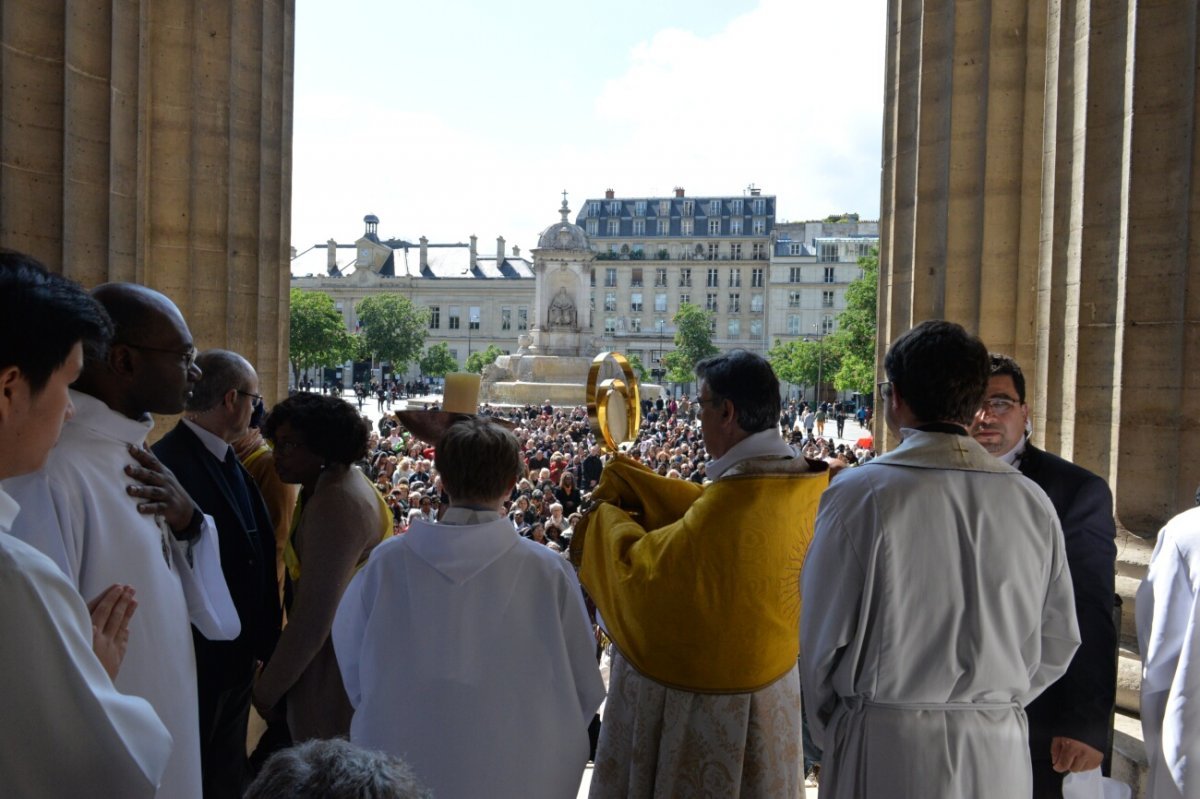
top-left (770, 220), bottom-right (880, 345)
top-left (574, 187), bottom-right (775, 370)
top-left (291, 216), bottom-right (534, 381)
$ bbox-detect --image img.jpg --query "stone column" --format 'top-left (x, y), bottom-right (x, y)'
top-left (878, 0), bottom-right (1200, 534)
top-left (0, 0), bottom-right (294, 401)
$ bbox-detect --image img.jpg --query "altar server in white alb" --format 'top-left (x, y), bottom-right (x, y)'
top-left (334, 412), bottom-right (605, 799)
top-left (1138, 505), bottom-right (1200, 798)
top-left (3, 282), bottom-right (239, 799)
top-left (800, 320), bottom-right (1081, 798)
top-left (0, 252), bottom-right (172, 797)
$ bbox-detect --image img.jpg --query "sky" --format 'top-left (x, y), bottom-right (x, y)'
top-left (290, 0), bottom-right (887, 273)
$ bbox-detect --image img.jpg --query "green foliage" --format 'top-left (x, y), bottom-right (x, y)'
top-left (465, 344), bottom-right (505, 375)
top-left (663, 302), bottom-right (719, 383)
top-left (288, 289), bottom-right (355, 383)
top-left (355, 294), bottom-right (429, 374)
top-left (625, 353), bottom-right (649, 382)
top-left (349, 333), bottom-right (371, 363)
top-left (419, 342), bottom-right (458, 377)
top-left (768, 337), bottom-right (842, 401)
top-left (828, 246), bottom-right (878, 394)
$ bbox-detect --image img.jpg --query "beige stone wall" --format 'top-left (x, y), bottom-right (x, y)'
top-left (879, 0), bottom-right (1200, 537)
top-left (0, 0), bottom-right (295, 402)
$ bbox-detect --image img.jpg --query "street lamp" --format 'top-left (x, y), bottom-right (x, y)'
top-left (816, 332), bottom-right (824, 406)
top-left (806, 326), bottom-right (826, 406)
top-left (467, 308), bottom-right (479, 358)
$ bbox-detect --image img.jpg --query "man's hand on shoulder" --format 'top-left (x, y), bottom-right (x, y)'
top-left (125, 443), bottom-right (202, 537)
top-left (1050, 736), bottom-right (1103, 773)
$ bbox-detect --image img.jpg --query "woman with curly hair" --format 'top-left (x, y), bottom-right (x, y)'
top-left (252, 393), bottom-right (392, 741)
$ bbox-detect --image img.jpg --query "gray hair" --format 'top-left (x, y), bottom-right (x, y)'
top-left (244, 738), bottom-right (431, 799)
top-left (185, 349), bottom-right (253, 412)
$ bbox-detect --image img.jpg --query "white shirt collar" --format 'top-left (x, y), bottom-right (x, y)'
top-left (0, 485), bottom-right (19, 534)
top-left (182, 418), bottom-right (234, 461)
top-left (999, 435), bottom-right (1027, 467)
top-left (68, 388), bottom-right (154, 445)
top-left (441, 506), bottom-right (505, 526)
top-left (707, 428), bottom-right (794, 481)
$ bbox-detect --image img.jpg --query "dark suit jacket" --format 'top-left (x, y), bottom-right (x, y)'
top-left (1020, 443), bottom-right (1118, 758)
top-left (154, 422), bottom-right (282, 689)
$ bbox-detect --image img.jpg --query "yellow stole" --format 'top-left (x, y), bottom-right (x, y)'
top-left (579, 454), bottom-right (826, 693)
top-left (283, 469), bottom-right (394, 583)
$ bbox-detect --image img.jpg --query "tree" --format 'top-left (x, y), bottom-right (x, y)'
top-left (288, 289), bottom-right (355, 385)
top-left (624, 353), bottom-right (649, 382)
top-left (349, 333), bottom-right (371, 364)
top-left (662, 302), bottom-right (719, 384)
top-left (768, 337), bottom-right (842, 401)
top-left (827, 246), bottom-right (878, 395)
top-left (355, 294), bottom-right (429, 375)
top-left (465, 344), bottom-right (504, 375)
top-left (419, 342), bottom-right (458, 377)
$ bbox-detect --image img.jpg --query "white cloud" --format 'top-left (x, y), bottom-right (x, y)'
top-left (289, 0), bottom-right (885, 268)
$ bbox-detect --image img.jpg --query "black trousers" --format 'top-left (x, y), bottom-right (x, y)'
top-left (197, 664), bottom-right (254, 799)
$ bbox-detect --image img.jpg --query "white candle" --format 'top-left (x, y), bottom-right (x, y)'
top-left (443, 372), bottom-right (481, 414)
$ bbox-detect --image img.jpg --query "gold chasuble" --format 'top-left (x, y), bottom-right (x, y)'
top-left (579, 454), bottom-right (827, 693)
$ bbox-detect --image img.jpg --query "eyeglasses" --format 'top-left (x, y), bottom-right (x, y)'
top-left (695, 394), bottom-right (725, 409)
top-left (121, 342), bottom-right (198, 370)
top-left (273, 440), bottom-right (307, 455)
top-left (877, 381), bottom-right (892, 400)
top-left (979, 397), bottom-right (1020, 416)
top-left (237, 390), bottom-right (264, 402)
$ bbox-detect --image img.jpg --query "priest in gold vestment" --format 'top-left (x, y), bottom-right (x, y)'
top-left (580, 350), bottom-right (827, 798)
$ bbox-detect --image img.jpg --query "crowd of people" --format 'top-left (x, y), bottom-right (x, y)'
top-left (352, 395), bottom-right (876, 546)
top-left (6, 245), bottom-right (1200, 799)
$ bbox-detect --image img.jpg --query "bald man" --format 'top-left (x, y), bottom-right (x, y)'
top-left (154, 350), bottom-right (281, 798)
top-left (3, 283), bottom-right (239, 799)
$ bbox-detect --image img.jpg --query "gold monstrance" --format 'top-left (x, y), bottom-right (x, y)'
top-left (585, 351), bottom-right (641, 453)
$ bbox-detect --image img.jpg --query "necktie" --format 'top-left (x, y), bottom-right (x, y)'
top-left (222, 448), bottom-right (257, 533)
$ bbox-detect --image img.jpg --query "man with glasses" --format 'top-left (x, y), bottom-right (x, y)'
top-left (581, 349), bottom-right (828, 797)
top-left (971, 353), bottom-right (1118, 796)
top-left (3, 283), bottom-right (239, 799)
top-left (153, 350), bottom-right (283, 798)
top-left (801, 321), bottom-right (1080, 798)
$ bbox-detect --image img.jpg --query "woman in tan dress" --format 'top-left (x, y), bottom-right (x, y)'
top-left (252, 394), bottom-right (391, 741)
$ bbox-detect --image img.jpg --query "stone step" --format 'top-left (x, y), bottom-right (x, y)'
top-left (1116, 574), bottom-right (1142, 648)
top-left (1117, 646), bottom-right (1141, 715)
top-left (1116, 528), bottom-right (1153, 581)
top-left (1111, 709), bottom-right (1149, 798)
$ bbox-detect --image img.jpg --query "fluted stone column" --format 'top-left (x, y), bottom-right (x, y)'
top-left (879, 0), bottom-right (1199, 537)
top-left (0, 0), bottom-right (294, 401)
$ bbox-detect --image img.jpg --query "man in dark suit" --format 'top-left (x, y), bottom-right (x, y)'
top-left (971, 353), bottom-right (1117, 798)
top-left (153, 350), bottom-right (282, 798)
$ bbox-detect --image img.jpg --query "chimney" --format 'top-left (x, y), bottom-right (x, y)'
top-left (469, 234), bottom-right (477, 268)
top-left (497, 236), bottom-right (505, 264)
top-left (512, 244), bottom-right (520, 257)
top-left (605, 188), bottom-right (615, 199)
top-left (674, 187), bottom-right (685, 198)
top-left (326, 239), bottom-right (337, 271)
top-left (749, 185), bottom-right (762, 196)
top-left (419, 236), bottom-right (428, 269)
